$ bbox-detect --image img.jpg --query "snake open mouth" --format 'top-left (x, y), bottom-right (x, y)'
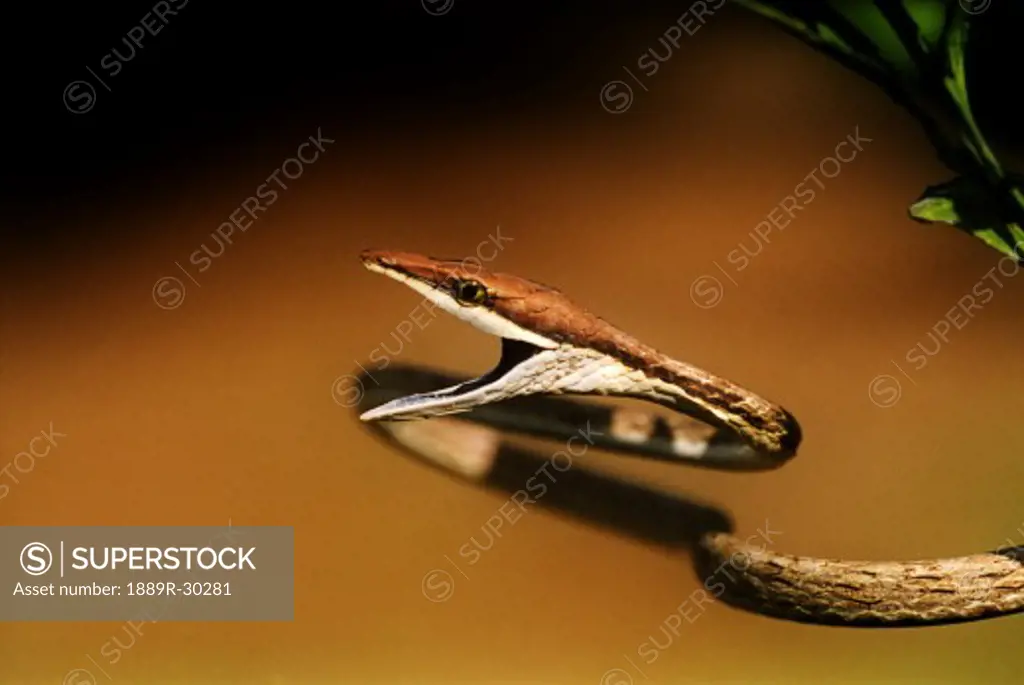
top-left (359, 337), bottom-right (546, 421)
top-left (358, 249), bottom-right (565, 422)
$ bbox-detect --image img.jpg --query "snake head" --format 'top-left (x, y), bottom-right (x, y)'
top-left (358, 249), bottom-right (562, 422)
top-left (359, 249), bottom-right (564, 349)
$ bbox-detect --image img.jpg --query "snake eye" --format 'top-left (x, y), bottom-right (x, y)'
top-left (455, 280), bottom-right (489, 305)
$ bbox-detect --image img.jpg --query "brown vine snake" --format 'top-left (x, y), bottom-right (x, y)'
top-left (354, 249), bottom-right (1024, 626)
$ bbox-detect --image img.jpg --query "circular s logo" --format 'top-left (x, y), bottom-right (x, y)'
top-left (867, 374), bottom-right (902, 408)
top-left (689, 275), bottom-right (724, 309)
top-left (152, 276), bottom-right (186, 309)
top-left (331, 374), bottom-right (365, 407)
top-left (600, 81), bottom-right (633, 114)
top-left (63, 81), bottom-right (97, 114)
top-left (422, 0), bottom-right (454, 16)
top-left (63, 668), bottom-right (97, 685)
top-left (599, 668), bottom-right (634, 685)
top-left (421, 569), bottom-right (455, 602)
top-left (20, 541), bottom-right (53, 576)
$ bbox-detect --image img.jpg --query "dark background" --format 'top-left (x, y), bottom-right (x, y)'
top-left (12, 1), bottom-right (1024, 233)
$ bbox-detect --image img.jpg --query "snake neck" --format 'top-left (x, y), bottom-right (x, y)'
top-left (518, 341), bottom-right (801, 461)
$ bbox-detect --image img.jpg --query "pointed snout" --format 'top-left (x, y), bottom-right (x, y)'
top-left (359, 248), bottom-right (401, 269)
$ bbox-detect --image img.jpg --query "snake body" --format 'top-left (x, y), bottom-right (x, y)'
top-left (355, 249), bottom-right (1024, 626)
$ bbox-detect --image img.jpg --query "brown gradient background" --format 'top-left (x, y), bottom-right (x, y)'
top-left (6, 3), bottom-right (1024, 683)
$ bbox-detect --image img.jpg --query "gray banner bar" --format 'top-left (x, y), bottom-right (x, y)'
top-left (2, 526), bottom-right (293, 621)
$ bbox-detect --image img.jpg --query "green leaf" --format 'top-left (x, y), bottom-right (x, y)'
top-left (940, 10), bottom-right (1004, 177)
top-left (902, 0), bottom-right (947, 53)
top-left (832, 2), bottom-right (919, 77)
top-left (909, 176), bottom-right (1024, 259)
top-left (908, 190), bottom-right (961, 225)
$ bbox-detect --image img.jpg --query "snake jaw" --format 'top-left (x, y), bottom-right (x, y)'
top-left (359, 338), bottom-right (547, 422)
